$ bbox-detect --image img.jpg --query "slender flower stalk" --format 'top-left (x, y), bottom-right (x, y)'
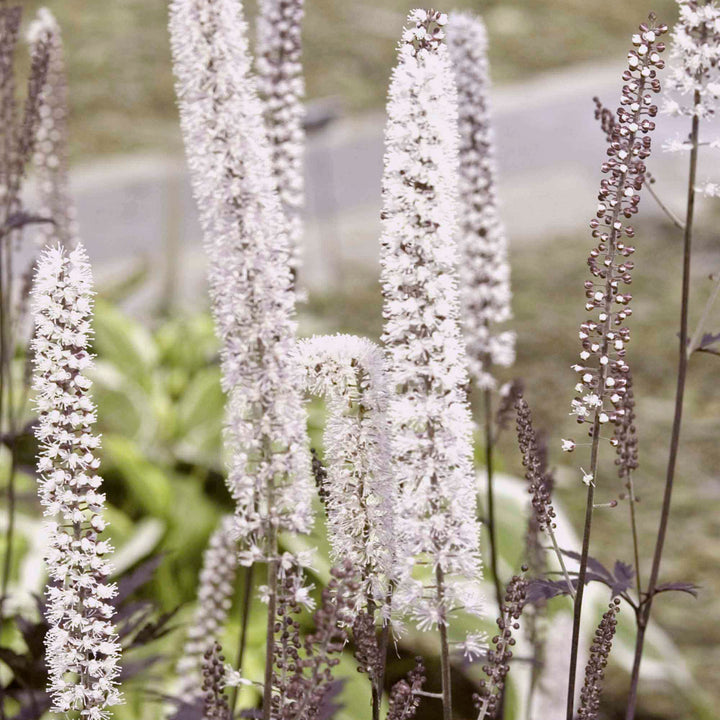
top-left (169, 4), bottom-right (313, 718)
top-left (0, 6), bottom-right (50, 633)
top-left (626, 4), bottom-right (719, 717)
top-left (255, 0), bottom-right (306, 277)
top-left (380, 10), bottom-right (484, 719)
top-left (27, 8), bottom-right (78, 249)
top-left (175, 515), bottom-right (239, 704)
top-left (0, 3), bottom-right (24, 624)
top-left (31, 243), bottom-right (122, 719)
top-left (565, 19), bottom-right (666, 720)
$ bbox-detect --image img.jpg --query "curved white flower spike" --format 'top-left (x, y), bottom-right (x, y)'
top-left (31, 243), bottom-right (122, 718)
top-left (169, 0), bottom-right (313, 550)
top-left (379, 9), bottom-right (484, 629)
top-left (446, 12), bottom-right (514, 390)
top-left (295, 334), bottom-right (396, 608)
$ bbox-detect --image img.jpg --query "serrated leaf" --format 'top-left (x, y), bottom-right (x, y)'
top-left (611, 560), bottom-right (635, 596)
top-left (559, 548), bottom-right (613, 580)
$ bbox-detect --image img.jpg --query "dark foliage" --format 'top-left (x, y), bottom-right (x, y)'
top-left (0, 555), bottom-right (175, 719)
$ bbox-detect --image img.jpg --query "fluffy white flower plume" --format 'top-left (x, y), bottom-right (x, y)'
top-left (664, 0), bottom-right (720, 119)
top-left (446, 12), bottom-right (514, 390)
top-left (379, 9), bottom-right (484, 629)
top-left (295, 334), bottom-right (396, 606)
top-left (27, 8), bottom-right (78, 248)
top-left (31, 244), bottom-right (122, 718)
top-left (175, 515), bottom-right (238, 703)
top-left (256, 0), bottom-right (306, 275)
top-left (169, 0), bottom-right (313, 550)
top-left (664, 0), bottom-right (720, 195)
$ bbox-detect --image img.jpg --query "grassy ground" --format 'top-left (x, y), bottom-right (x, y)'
top-left (305, 207), bottom-right (720, 719)
top-left (16, 0), bottom-right (679, 158)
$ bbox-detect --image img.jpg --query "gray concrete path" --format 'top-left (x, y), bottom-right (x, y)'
top-left (22, 61), bottom-right (713, 302)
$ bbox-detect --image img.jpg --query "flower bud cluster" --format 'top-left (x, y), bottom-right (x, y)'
top-left (400, 8), bottom-right (448, 54)
top-left (447, 12), bottom-right (514, 390)
top-left (571, 18), bottom-right (666, 441)
top-left (271, 561), bottom-right (358, 718)
top-left (176, 515), bottom-right (238, 703)
top-left (386, 657), bottom-right (426, 720)
top-left (31, 244), bottom-right (122, 718)
top-left (515, 395), bottom-right (557, 532)
top-left (614, 369), bottom-right (639, 480)
top-left (474, 574), bottom-right (527, 720)
top-left (577, 599), bottom-right (620, 720)
top-left (201, 641), bottom-right (231, 720)
top-left (256, 0), bottom-right (305, 274)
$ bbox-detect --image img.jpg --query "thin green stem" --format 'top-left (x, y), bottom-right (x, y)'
top-left (435, 565), bottom-right (452, 720)
top-left (262, 541), bottom-right (278, 720)
top-left (646, 180), bottom-right (685, 231)
top-left (565, 415), bottom-right (600, 720)
top-left (546, 526), bottom-right (575, 599)
top-left (229, 563), bottom-right (254, 716)
top-left (625, 90), bottom-right (701, 720)
top-left (376, 614), bottom-right (391, 720)
top-left (0, 443), bottom-right (17, 606)
top-left (262, 447), bottom-right (278, 720)
top-left (484, 389), bottom-right (503, 614)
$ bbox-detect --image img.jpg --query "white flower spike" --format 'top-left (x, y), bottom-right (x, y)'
top-left (169, 0), bottom-right (313, 550)
top-left (256, 0), bottom-right (306, 276)
top-left (31, 244), bottom-right (122, 718)
top-left (295, 334), bottom-right (397, 607)
top-left (380, 9), bottom-right (484, 629)
top-left (446, 12), bottom-right (514, 390)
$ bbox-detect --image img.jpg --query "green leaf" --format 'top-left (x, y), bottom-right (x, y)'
top-left (92, 299), bottom-right (158, 387)
top-left (173, 366), bottom-right (224, 466)
top-left (111, 518), bottom-right (166, 575)
top-left (102, 434), bottom-right (172, 516)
